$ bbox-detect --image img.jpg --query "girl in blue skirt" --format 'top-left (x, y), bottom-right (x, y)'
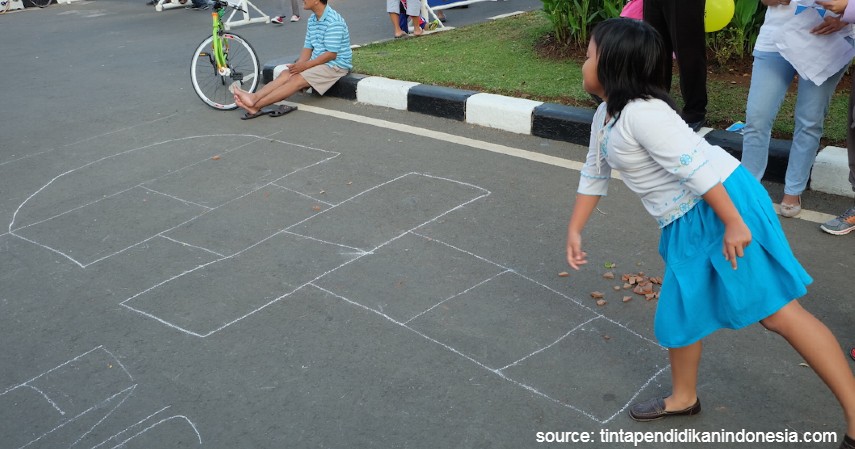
top-left (565, 18), bottom-right (855, 447)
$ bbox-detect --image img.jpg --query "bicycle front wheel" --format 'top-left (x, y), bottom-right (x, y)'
top-left (190, 33), bottom-right (260, 110)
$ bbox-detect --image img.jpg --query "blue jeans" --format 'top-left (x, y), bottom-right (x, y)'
top-left (741, 50), bottom-right (848, 196)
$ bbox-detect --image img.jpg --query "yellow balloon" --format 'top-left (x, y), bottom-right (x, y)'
top-left (705, 0), bottom-right (735, 33)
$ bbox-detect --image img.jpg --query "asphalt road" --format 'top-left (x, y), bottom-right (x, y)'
top-left (1, 1), bottom-right (853, 448)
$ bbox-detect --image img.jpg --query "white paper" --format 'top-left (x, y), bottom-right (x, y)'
top-left (775, 7), bottom-right (855, 86)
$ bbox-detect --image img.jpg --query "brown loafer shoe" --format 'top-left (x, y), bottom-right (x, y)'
top-left (841, 434), bottom-right (855, 449)
top-left (628, 397), bottom-right (701, 422)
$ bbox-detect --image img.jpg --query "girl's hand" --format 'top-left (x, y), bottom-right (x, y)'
top-left (722, 220), bottom-right (752, 270)
top-left (566, 231), bottom-right (588, 270)
top-left (812, 15), bottom-right (847, 34)
top-left (817, 0), bottom-right (848, 14)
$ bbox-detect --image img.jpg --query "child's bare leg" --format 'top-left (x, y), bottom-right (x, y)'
top-left (760, 301), bottom-right (855, 436)
top-left (411, 16), bottom-right (422, 35)
top-left (389, 13), bottom-right (405, 37)
top-left (665, 341), bottom-right (702, 410)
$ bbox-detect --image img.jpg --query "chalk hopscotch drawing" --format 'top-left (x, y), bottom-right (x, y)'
top-left (6, 132), bottom-right (669, 424)
top-left (0, 346), bottom-right (201, 449)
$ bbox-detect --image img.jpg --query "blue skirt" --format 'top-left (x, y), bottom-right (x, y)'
top-left (655, 165), bottom-right (813, 348)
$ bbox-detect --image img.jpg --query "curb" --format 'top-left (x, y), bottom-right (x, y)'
top-left (262, 65), bottom-right (854, 199)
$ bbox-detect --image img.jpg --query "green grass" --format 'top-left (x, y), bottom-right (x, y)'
top-left (353, 11), bottom-right (850, 146)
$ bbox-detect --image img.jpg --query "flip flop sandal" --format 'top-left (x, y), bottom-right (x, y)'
top-left (240, 109), bottom-right (269, 120)
top-left (267, 104), bottom-right (297, 117)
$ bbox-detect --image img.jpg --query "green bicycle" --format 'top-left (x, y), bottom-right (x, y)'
top-left (190, 0), bottom-right (260, 110)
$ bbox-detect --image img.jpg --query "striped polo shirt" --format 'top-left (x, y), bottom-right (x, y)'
top-left (303, 5), bottom-right (352, 71)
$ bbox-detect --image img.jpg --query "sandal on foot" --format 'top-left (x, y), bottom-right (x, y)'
top-left (267, 104), bottom-right (297, 117)
top-left (628, 397), bottom-right (701, 422)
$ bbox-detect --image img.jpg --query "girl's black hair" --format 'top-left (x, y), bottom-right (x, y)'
top-left (591, 18), bottom-right (677, 120)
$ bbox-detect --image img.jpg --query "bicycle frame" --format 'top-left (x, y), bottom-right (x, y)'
top-left (210, 7), bottom-right (231, 76)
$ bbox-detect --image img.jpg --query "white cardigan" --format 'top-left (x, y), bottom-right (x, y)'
top-left (578, 100), bottom-right (740, 228)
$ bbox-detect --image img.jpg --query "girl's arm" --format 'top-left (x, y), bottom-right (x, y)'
top-left (566, 194), bottom-right (601, 270)
top-left (701, 183), bottom-right (753, 270)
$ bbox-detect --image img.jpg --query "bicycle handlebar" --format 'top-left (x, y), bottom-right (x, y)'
top-left (213, 0), bottom-right (245, 13)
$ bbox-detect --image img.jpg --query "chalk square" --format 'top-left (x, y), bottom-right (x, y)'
top-left (13, 187), bottom-right (206, 267)
top-left (123, 232), bottom-right (358, 336)
top-left (314, 233), bottom-right (504, 322)
top-left (143, 139), bottom-right (334, 208)
top-left (290, 173), bottom-right (488, 251)
top-left (408, 272), bottom-right (598, 369)
top-left (501, 318), bottom-right (668, 421)
top-left (165, 185), bottom-right (329, 256)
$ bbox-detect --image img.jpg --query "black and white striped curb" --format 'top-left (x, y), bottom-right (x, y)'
top-left (262, 62), bottom-right (854, 199)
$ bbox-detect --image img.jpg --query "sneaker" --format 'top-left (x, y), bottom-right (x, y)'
top-left (271, 15), bottom-right (284, 24)
top-left (289, 15), bottom-right (300, 22)
top-left (197, 3), bottom-right (210, 9)
top-left (820, 205), bottom-right (855, 235)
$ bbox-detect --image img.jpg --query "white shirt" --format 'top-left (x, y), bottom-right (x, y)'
top-left (578, 99), bottom-right (740, 228)
top-left (754, 3), bottom-right (853, 53)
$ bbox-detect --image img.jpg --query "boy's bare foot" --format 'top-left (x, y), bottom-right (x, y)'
top-left (234, 95), bottom-right (259, 115)
top-left (413, 28), bottom-right (423, 36)
top-left (230, 84), bottom-right (257, 109)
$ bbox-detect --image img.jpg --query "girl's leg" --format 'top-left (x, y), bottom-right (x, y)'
top-left (290, 0), bottom-right (298, 17)
top-left (741, 51), bottom-right (795, 181)
top-left (665, 340), bottom-right (702, 410)
top-left (760, 301), bottom-right (855, 437)
top-left (786, 64), bottom-right (847, 197)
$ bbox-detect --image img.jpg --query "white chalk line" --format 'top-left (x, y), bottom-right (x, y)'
top-left (19, 384), bottom-right (66, 415)
top-left (16, 385), bottom-right (137, 449)
top-left (105, 414), bottom-right (202, 449)
top-left (296, 102), bottom-right (839, 225)
top-left (195, 178), bottom-right (490, 337)
top-left (88, 405), bottom-right (170, 449)
top-left (270, 183), bottom-right (336, 206)
top-left (122, 173), bottom-right (490, 337)
top-left (1, 346), bottom-right (129, 396)
top-left (159, 235), bottom-right (226, 259)
top-left (83, 153), bottom-right (342, 268)
top-left (408, 231), bottom-right (664, 348)
top-left (139, 186), bottom-right (213, 211)
top-left (0, 113), bottom-right (179, 168)
top-left (8, 134), bottom-right (339, 267)
top-left (68, 385), bottom-right (136, 449)
top-left (497, 316), bottom-right (601, 372)
top-left (403, 269), bottom-right (511, 325)
top-left (307, 283), bottom-right (605, 423)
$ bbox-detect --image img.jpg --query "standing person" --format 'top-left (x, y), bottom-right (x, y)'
top-left (232, 0), bottom-right (351, 119)
top-left (271, 0), bottom-right (300, 24)
top-left (185, 0), bottom-right (213, 10)
top-left (387, 0), bottom-right (423, 38)
top-left (817, 0), bottom-right (855, 235)
top-left (643, 0), bottom-right (707, 130)
top-left (567, 18), bottom-right (855, 449)
top-left (741, 0), bottom-right (852, 218)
